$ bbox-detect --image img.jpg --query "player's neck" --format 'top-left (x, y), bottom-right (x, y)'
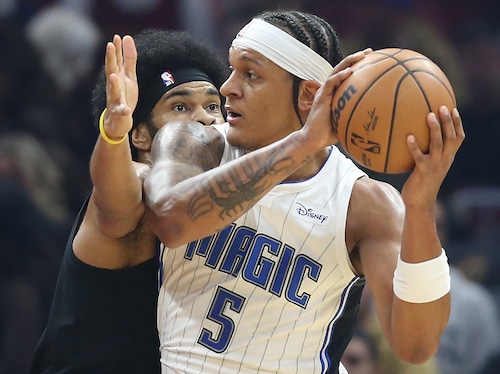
top-left (284, 147), bottom-right (330, 182)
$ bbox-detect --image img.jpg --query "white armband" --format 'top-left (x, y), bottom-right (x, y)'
top-left (393, 249), bottom-right (451, 303)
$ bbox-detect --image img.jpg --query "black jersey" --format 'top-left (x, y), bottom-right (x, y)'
top-left (30, 201), bottom-right (160, 373)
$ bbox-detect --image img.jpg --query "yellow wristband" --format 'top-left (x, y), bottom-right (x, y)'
top-left (99, 108), bottom-right (128, 145)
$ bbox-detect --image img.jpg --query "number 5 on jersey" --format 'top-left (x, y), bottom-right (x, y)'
top-left (198, 286), bottom-right (246, 353)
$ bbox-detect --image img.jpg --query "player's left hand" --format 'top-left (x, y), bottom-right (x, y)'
top-left (402, 106), bottom-right (465, 204)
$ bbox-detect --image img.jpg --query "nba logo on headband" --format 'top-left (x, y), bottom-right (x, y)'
top-left (161, 71), bottom-right (175, 87)
top-left (235, 22), bottom-right (251, 39)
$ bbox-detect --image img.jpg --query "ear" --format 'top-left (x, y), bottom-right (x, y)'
top-left (297, 80), bottom-right (321, 112)
top-left (131, 122), bottom-right (153, 152)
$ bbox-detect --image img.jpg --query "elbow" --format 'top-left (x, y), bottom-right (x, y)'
top-left (393, 340), bottom-right (439, 365)
top-left (94, 203), bottom-right (144, 239)
top-left (145, 205), bottom-right (187, 248)
top-left (143, 174), bottom-right (190, 247)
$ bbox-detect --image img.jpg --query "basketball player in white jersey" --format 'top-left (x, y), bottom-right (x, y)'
top-left (144, 10), bottom-right (464, 373)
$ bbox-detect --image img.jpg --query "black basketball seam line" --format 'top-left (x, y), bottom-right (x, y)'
top-left (385, 71), bottom-right (414, 173)
top-left (389, 64), bottom-right (456, 172)
top-left (370, 48), bottom-right (406, 59)
top-left (377, 56), bottom-right (433, 171)
top-left (398, 56), bottom-right (456, 108)
top-left (385, 66), bottom-right (437, 173)
top-left (408, 69), bottom-right (456, 107)
top-left (345, 51), bottom-right (451, 173)
top-left (345, 57), bottom-right (413, 167)
top-left (345, 53), bottom-right (428, 153)
top-left (344, 63), bottom-right (401, 158)
top-left (352, 49), bottom-right (409, 74)
top-left (379, 59), bottom-right (451, 173)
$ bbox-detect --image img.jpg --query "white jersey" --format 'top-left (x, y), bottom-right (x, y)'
top-left (158, 124), bottom-right (366, 373)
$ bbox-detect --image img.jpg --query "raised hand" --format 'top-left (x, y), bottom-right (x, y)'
top-left (102, 35), bottom-right (138, 140)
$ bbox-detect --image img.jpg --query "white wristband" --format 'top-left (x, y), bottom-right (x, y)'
top-left (393, 249), bottom-right (451, 303)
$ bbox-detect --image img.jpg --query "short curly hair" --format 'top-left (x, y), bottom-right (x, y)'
top-left (91, 28), bottom-right (229, 129)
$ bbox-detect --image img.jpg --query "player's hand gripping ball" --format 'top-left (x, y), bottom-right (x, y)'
top-left (331, 48), bottom-right (456, 174)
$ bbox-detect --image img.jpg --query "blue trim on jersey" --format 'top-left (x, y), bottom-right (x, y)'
top-left (319, 276), bottom-right (362, 373)
top-left (158, 244), bottom-right (166, 289)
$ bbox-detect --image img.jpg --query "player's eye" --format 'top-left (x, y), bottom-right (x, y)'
top-left (247, 71), bottom-right (257, 80)
top-left (206, 103), bottom-right (219, 112)
top-left (173, 104), bottom-right (188, 112)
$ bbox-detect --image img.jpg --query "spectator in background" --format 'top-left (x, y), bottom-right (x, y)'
top-left (26, 5), bottom-right (101, 96)
top-left (23, 4), bottom-right (102, 214)
top-left (341, 328), bottom-right (381, 374)
top-left (449, 29), bottom-right (500, 189)
top-left (355, 197), bottom-right (500, 374)
top-left (0, 133), bottom-right (69, 222)
top-left (0, 132), bottom-right (69, 374)
top-left (0, 17), bottom-right (72, 374)
top-left (0, 16), bottom-right (53, 135)
top-left (435, 198), bottom-right (500, 374)
top-left (60, 0), bottom-right (179, 38)
top-left (355, 285), bottom-right (441, 374)
top-left (480, 353), bottom-right (500, 374)
top-left (0, 180), bottom-right (66, 374)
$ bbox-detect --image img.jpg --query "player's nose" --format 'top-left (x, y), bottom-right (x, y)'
top-left (192, 108), bottom-right (216, 126)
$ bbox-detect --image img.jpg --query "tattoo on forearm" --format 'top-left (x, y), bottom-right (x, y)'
top-left (188, 143), bottom-right (304, 221)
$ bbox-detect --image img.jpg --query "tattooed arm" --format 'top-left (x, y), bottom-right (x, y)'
top-left (144, 119), bottom-right (318, 247)
top-left (144, 58), bottom-right (364, 248)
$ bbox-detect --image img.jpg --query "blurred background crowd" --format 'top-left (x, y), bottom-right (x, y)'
top-left (0, 0), bottom-right (499, 373)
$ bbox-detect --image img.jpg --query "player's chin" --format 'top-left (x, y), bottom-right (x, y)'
top-left (226, 127), bottom-right (249, 149)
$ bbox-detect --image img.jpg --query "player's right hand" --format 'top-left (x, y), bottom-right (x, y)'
top-left (303, 49), bottom-right (371, 148)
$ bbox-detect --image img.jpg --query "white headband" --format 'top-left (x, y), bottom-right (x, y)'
top-left (232, 18), bottom-right (334, 83)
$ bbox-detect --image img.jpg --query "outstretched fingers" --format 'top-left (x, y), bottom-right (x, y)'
top-left (122, 35), bottom-right (137, 83)
top-left (113, 35), bottom-right (123, 72)
top-left (104, 39), bottom-right (117, 78)
top-left (104, 40), bottom-right (121, 112)
top-left (104, 35), bottom-right (134, 116)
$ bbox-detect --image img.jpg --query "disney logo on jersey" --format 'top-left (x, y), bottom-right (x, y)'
top-left (294, 202), bottom-right (329, 225)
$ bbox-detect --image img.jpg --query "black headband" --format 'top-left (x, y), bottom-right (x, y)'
top-left (133, 68), bottom-right (215, 126)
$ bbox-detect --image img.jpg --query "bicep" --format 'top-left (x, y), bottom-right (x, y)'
top-left (144, 121), bottom-right (225, 244)
top-left (144, 122), bottom-right (224, 210)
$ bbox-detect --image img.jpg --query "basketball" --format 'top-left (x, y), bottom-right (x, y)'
top-left (331, 48), bottom-right (456, 174)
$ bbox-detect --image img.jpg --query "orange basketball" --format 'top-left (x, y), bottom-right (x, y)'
top-left (331, 48), bottom-right (456, 174)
